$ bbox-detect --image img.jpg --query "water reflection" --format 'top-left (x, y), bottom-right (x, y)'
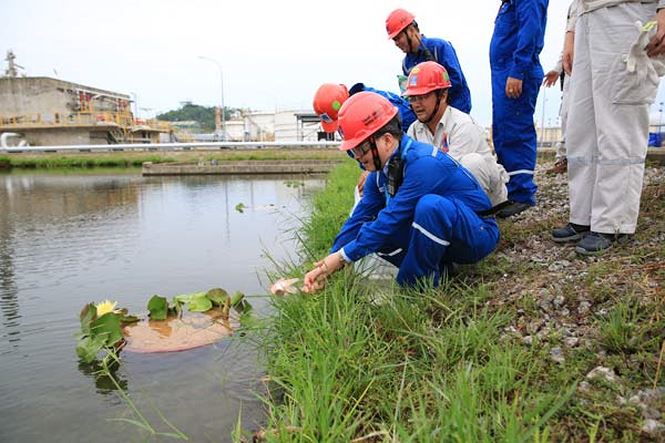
top-left (77, 360), bottom-right (129, 395)
top-left (0, 170), bottom-right (324, 442)
top-left (0, 179), bottom-right (20, 349)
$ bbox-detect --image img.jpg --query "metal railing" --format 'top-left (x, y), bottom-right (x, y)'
top-left (0, 112), bottom-right (171, 132)
top-left (0, 140), bottom-right (341, 152)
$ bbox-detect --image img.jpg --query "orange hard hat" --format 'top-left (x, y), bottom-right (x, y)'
top-left (338, 91), bottom-right (398, 152)
top-left (313, 83), bottom-right (349, 133)
top-left (404, 61), bottom-right (452, 96)
top-left (386, 8), bottom-right (415, 39)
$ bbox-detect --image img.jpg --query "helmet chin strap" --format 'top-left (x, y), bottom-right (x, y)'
top-left (368, 136), bottom-right (382, 171)
top-left (405, 26), bottom-right (420, 53)
top-left (368, 133), bottom-right (403, 171)
top-left (415, 89), bottom-right (445, 125)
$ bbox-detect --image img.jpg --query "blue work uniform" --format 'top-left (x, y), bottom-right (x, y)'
top-left (402, 36), bottom-right (472, 114)
top-left (350, 83), bottom-right (416, 131)
top-left (331, 135), bottom-right (499, 287)
top-left (489, 0), bottom-right (548, 206)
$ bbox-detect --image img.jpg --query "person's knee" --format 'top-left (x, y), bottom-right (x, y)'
top-left (414, 195), bottom-right (456, 228)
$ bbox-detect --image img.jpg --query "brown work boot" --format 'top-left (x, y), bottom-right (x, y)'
top-left (546, 158), bottom-right (567, 175)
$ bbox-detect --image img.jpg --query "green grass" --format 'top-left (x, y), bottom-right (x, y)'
top-left (0, 148), bottom-right (342, 170)
top-left (0, 154), bottom-right (174, 169)
top-left (249, 161), bottom-right (665, 442)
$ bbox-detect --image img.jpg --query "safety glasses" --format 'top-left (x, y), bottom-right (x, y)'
top-left (406, 91), bottom-right (435, 103)
top-left (350, 140), bottom-right (373, 159)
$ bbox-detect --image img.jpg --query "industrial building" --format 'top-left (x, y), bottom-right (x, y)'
top-left (0, 76), bottom-right (171, 147)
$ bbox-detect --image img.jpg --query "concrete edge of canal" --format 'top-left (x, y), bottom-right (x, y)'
top-left (141, 148), bottom-right (665, 176)
top-left (141, 159), bottom-right (344, 176)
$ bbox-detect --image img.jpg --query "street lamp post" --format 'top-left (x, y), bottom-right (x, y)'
top-left (198, 56), bottom-right (226, 140)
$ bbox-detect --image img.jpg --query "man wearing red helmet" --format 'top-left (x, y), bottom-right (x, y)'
top-left (313, 83), bottom-right (416, 136)
top-left (313, 82), bottom-right (416, 196)
top-left (404, 61), bottom-right (509, 208)
top-left (385, 8), bottom-right (472, 114)
top-left (303, 92), bottom-right (499, 291)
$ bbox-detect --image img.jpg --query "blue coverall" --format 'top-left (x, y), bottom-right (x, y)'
top-left (402, 36), bottom-right (472, 114)
top-left (331, 136), bottom-right (500, 287)
top-left (489, 0), bottom-right (548, 206)
top-left (351, 84), bottom-right (417, 131)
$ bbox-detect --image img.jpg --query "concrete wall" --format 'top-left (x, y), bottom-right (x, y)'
top-left (0, 77), bottom-right (131, 118)
top-left (13, 128), bottom-right (93, 146)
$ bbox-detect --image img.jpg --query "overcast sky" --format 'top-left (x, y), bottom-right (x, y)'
top-left (3, 0), bottom-right (665, 126)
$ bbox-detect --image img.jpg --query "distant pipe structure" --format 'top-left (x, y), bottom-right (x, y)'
top-left (0, 140), bottom-right (339, 152)
top-left (0, 132), bottom-right (28, 148)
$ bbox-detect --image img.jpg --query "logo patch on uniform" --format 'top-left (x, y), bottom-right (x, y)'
top-left (320, 113), bottom-right (333, 123)
top-left (441, 132), bottom-right (449, 153)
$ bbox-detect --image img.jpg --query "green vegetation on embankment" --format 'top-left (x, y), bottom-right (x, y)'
top-left (254, 160), bottom-right (665, 442)
top-left (0, 148), bottom-right (341, 170)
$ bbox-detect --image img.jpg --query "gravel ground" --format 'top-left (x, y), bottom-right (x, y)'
top-left (472, 160), bottom-right (665, 439)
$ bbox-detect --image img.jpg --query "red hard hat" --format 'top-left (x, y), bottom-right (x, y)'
top-left (337, 91), bottom-right (398, 152)
top-left (386, 8), bottom-right (415, 39)
top-left (313, 83), bottom-right (349, 133)
top-left (404, 61), bottom-right (452, 96)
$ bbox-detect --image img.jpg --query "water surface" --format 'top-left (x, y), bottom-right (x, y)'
top-left (0, 170), bottom-right (324, 442)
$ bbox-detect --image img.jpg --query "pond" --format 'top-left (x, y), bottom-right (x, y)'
top-left (0, 170), bottom-right (325, 442)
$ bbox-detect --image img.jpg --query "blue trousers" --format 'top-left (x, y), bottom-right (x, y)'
top-left (491, 69), bottom-right (541, 205)
top-left (377, 195), bottom-right (499, 287)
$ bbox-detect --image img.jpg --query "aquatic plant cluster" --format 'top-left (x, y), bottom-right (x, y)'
top-left (76, 288), bottom-right (251, 365)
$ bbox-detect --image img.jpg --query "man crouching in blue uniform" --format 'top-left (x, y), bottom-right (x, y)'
top-left (303, 92), bottom-right (500, 292)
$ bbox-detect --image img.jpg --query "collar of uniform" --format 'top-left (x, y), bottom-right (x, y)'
top-left (416, 35), bottom-right (430, 52)
top-left (439, 106), bottom-right (453, 133)
top-left (413, 106), bottom-right (450, 141)
top-left (382, 136), bottom-right (411, 175)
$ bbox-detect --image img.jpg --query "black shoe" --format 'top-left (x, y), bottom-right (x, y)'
top-left (551, 223), bottom-right (590, 243)
top-left (496, 201), bottom-right (532, 218)
top-left (575, 232), bottom-right (630, 256)
top-left (546, 158), bottom-right (568, 175)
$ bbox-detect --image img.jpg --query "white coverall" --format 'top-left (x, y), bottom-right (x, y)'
top-left (407, 106), bottom-right (509, 206)
top-left (567, 0), bottom-right (664, 234)
top-left (551, 2), bottom-right (578, 161)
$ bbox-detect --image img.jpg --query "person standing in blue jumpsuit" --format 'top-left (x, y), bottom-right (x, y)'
top-left (303, 92), bottom-right (499, 291)
top-left (386, 8), bottom-right (472, 114)
top-left (490, 0), bottom-right (548, 218)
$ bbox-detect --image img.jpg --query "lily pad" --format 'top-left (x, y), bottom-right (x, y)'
top-left (79, 303), bottom-right (97, 334)
top-left (122, 310), bottom-right (237, 353)
top-left (147, 295), bottom-right (168, 320)
top-left (76, 334), bottom-right (107, 364)
top-left (188, 292), bottom-right (213, 312)
top-left (206, 288), bottom-right (228, 306)
top-left (90, 312), bottom-right (123, 346)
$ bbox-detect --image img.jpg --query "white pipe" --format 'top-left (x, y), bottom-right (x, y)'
top-left (1, 132), bottom-right (26, 149)
top-left (0, 140), bottom-right (340, 153)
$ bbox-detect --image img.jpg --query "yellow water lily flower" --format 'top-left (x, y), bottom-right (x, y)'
top-left (96, 299), bottom-right (119, 316)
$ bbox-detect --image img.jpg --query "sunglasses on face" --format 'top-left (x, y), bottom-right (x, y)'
top-left (406, 91), bottom-right (434, 103)
top-left (350, 140), bottom-right (373, 159)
